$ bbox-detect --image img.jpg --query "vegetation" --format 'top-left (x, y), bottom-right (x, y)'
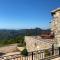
top-left (45, 49), bottom-right (51, 57)
top-left (0, 35), bottom-right (25, 47)
top-left (21, 48), bottom-right (28, 56)
top-left (0, 28), bottom-right (51, 47)
top-left (17, 41), bottom-right (26, 47)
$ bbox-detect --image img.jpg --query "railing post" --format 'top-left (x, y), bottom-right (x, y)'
top-left (59, 47), bottom-right (60, 56)
top-left (32, 52), bottom-right (33, 60)
top-left (52, 44), bottom-right (54, 55)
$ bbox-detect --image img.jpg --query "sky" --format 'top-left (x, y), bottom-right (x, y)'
top-left (0, 0), bottom-right (60, 29)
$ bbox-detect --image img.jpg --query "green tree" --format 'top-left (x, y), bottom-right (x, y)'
top-left (21, 48), bottom-right (28, 56)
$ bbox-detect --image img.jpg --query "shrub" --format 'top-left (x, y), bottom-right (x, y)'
top-left (17, 41), bottom-right (26, 47)
top-left (21, 48), bottom-right (28, 56)
top-left (45, 49), bottom-right (51, 57)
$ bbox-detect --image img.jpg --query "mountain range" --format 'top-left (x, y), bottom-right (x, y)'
top-left (0, 28), bottom-right (51, 40)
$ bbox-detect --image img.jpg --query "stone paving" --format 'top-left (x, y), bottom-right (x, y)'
top-left (52, 57), bottom-right (60, 60)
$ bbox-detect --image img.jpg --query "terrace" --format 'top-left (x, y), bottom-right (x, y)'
top-left (0, 47), bottom-right (60, 60)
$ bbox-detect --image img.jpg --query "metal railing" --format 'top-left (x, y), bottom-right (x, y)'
top-left (0, 48), bottom-right (59, 60)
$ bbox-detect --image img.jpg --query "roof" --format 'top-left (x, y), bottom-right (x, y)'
top-left (40, 32), bottom-right (54, 39)
top-left (25, 32), bottom-right (54, 39)
top-left (51, 8), bottom-right (60, 15)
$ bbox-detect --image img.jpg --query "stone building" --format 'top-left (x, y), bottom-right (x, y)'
top-left (51, 8), bottom-right (60, 47)
top-left (25, 8), bottom-right (60, 52)
top-left (25, 33), bottom-right (54, 52)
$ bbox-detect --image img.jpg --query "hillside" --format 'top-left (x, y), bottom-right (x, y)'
top-left (0, 28), bottom-right (51, 47)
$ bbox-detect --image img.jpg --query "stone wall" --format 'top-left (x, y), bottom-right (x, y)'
top-left (25, 36), bottom-right (53, 52)
top-left (51, 8), bottom-right (60, 47)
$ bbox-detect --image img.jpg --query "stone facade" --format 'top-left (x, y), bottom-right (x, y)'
top-left (51, 8), bottom-right (60, 47)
